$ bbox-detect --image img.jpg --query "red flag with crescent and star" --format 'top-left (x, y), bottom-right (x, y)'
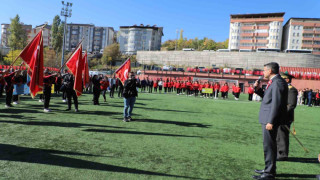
top-left (115, 58), bottom-right (131, 85)
top-left (19, 29), bottom-right (44, 98)
top-left (66, 44), bottom-right (83, 96)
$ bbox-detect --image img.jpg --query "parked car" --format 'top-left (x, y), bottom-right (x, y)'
top-left (162, 65), bottom-right (173, 71)
top-left (177, 68), bottom-right (185, 72)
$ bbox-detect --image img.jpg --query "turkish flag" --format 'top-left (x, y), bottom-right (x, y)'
top-left (19, 29), bottom-right (43, 98)
top-left (82, 51), bottom-right (90, 88)
top-left (66, 44), bottom-right (83, 96)
top-left (115, 58), bottom-right (131, 85)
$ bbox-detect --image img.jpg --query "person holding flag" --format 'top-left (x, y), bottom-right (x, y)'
top-left (43, 68), bottom-right (57, 112)
top-left (115, 58), bottom-right (138, 122)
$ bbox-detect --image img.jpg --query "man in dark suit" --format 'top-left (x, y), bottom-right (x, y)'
top-left (253, 62), bottom-right (288, 180)
top-left (276, 72), bottom-right (298, 161)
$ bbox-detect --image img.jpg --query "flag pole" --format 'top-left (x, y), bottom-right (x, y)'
top-left (59, 37), bottom-right (84, 72)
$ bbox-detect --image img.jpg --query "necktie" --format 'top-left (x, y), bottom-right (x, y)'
top-left (266, 80), bottom-right (272, 90)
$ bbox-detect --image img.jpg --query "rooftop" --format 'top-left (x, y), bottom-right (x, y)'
top-left (230, 12), bottom-right (285, 19)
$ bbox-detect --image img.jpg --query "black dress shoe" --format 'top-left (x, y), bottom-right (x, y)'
top-left (254, 169), bottom-right (265, 174)
top-left (252, 173), bottom-right (275, 180)
top-left (277, 157), bottom-right (288, 161)
top-left (65, 108), bottom-right (71, 111)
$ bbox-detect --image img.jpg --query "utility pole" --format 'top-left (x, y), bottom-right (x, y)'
top-left (60, 1), bottom-right (72, 71)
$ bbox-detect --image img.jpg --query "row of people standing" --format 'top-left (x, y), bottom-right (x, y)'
top-left (297, 88), bottom-right (320, 107)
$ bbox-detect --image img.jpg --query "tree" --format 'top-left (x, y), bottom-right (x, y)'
top-left (177, 29), bottom-right (184, 49)
top-left (51, 15), bottom-right (63, 60)
top-left (4, 50), bottom-right (22, 65)
top-left (8, 14), bottom-right (27, 50)
top-left (101, 43), bottom-right (121, 67)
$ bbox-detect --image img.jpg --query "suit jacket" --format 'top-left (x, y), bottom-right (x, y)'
top-left (287, 85), bottom-right (298, 123)
top-left (255, 75), bottom-right (288, 125)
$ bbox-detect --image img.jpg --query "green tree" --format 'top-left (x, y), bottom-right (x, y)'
top-left (101, 43), bottom-right (121, 67)
top-left (51, 15), bottom-right (63, 60)
top-left (4, 50), bottom-right (22, 65)
top-left (8, 14), bottom-right (27, 50)
top-left (177, 29), bottom-right (184, 50)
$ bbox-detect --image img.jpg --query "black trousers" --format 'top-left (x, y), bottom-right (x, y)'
top-left (164, 87), bottom-right (167, 93)
top-left (235, 93), bottom-right (240, 98)
top-left (110, 85), bottom-right (115, 97)
top-left (248, 94), bottom-right (253, 101)
top-left (12, 95), bottom-right (18, 102)
top-left (154, 87), bottom-right (157, 92)
top-left (102, 89), bottom-right (107, 101)
top-left (43, 87), bottom-right (51, 109)
top-left (262, 124), bottom-right (278, 175)
top-left (62, 90), bottom-right (67, 100)
top-left (66, 89), bottom-right (78, 109)
top-left (0, 84), bottom-right (3, 97)
top-left (276, 123), bottom-right (291, 159)
top-left (5, 88), bottom-right (13, 106)
top-left (221, 92), bottom-right (226, 98)
top-left (118, 87), bottom-right (124, 97)
top-left (149, 86), bottom-right (153, 93)
top-left (194, 89), bottom-right (199, 97)
top-left (93, 87), bottom-right (101, 104)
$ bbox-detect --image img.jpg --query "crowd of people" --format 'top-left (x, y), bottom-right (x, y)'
top-left (1, 69), bottom-right (319, 114)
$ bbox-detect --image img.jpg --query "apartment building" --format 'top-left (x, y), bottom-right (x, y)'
top-left (229, 12), bottom-right (285, 51)
top-left (282, 18), bottom-right (320, 54)
top-left (1, 23), bottom-right (32, 48)
top-left (119, 24), bottom-right (163, 55)
top-left (28, 24), bottom-right (52, 47)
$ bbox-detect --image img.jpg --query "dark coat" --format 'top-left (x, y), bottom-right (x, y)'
top-left (255, 75), bottom-right (288, 125)
top-left (123, 78), bottom-right (138, 98)
top-left (287, 85), bottom-right (298, 123)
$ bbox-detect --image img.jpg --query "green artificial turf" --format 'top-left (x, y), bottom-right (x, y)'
top-left (0, 92), bottom-right (319, 180)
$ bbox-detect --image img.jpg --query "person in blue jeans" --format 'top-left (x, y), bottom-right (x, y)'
top-left (308, 89), bottom-right (313, 107)
top-left (123, 72), bottom-right (138, 122)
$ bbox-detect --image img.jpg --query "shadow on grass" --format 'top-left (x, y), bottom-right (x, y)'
top-left (0, 143), bottom-right (198, 179)
top-left (84, 129), bottom-right (202, 138)
top-left (127, 118), bottom-right (211, 128)
top-left (64, 110), bottom-right (123, 116)
top-left (110, 104), bottom-right (197, 113)
top-left (0, 108), bottom-right (40, 114)
top-left (0, 120), bottom-right (125, 129)
top-left (277, 174), bottom-right (317, 179)
top-left (287, 157), bottom-right (319, 164)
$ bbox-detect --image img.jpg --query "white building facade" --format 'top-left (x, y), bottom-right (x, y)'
top-left (119, 25), bottom-right (163, 55)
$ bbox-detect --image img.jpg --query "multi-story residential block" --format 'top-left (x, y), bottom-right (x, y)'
top-left (229, 12), bottom-right (285, 51)
top-left (1, 23), bottom-right (32, 48)
top-left (282, 18), bottom-right (320, 54)
top-left (119, 24), bottom-right (163, 55)
top-left (28, 24), bottom-right (52, 47)
top-left (65, 23), bottom-right (114, 53)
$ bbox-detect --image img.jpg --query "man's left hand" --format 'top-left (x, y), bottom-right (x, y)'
top-left (266, 123), bottom-right (273, 130)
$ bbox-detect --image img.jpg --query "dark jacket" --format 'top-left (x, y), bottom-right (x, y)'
top-left (123, 78), bottom-right (138, 98)
top-left (255, 75), bottom-right (288, 125)
top-left (63, 73), bottom-right (74, 90)
top-left (287, 85), bottom-right (298, 123)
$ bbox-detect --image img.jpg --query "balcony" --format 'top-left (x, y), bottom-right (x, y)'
top-left (303, 29), bottom-right (314, 33)
top-left (256, 26), bottom-right (269, 30)
top-left (255, 33), bottom-right (269, 37)
top-left (256, 39), bottom-right (268, 43)
top-left (241, 33), bottom-right (254, 37)
top-left (314, 37), bottom-right (320, 41)
top-left (302, 37), bottom-right (314, 41)
top-left (240, 39), bottom-right (254, 43)
top-left (313, 44), bottom-right (320, 48)
top-left (239, 46), bottom-right (254, 49)
top-left (302, 44), bottom-right (313, 48)
top-left (241, 26), bottom-right (254, 30)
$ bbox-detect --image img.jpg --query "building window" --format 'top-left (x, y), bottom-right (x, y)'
top-left (296, 46), bottom-right (298, 49)
top-left (296, 40), bottom-right (299, 43)
top-left (294, 26), bottom-right (296, 30)
top-left (276, 36), bottom-right (278, 40)
top-left (293, 33), bottom-right (295, 37)
top-left (292, 46), bottom-right (294, 49)
top-left (297, 33), bottom-right (300, 37)
top-left (292, 39), bottom-right (295, 43)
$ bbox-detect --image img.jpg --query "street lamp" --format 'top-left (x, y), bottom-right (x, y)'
top-left (60, 1), bottom-right (72, 71)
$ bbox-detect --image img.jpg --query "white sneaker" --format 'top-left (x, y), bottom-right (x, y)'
top-left (13, 101), bottom-right (19, 105)
top-left (62, 99), bottom-right (66, 102)
top-left (44, 109), bottom-right (51, 112)
top-left (39, 100), bottom-right (42, 102)
top-left (5, 105), bottom-right (10, 108)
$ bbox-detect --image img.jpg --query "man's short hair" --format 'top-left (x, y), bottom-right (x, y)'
top-left (264, 62), bottom-right (279, 74)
